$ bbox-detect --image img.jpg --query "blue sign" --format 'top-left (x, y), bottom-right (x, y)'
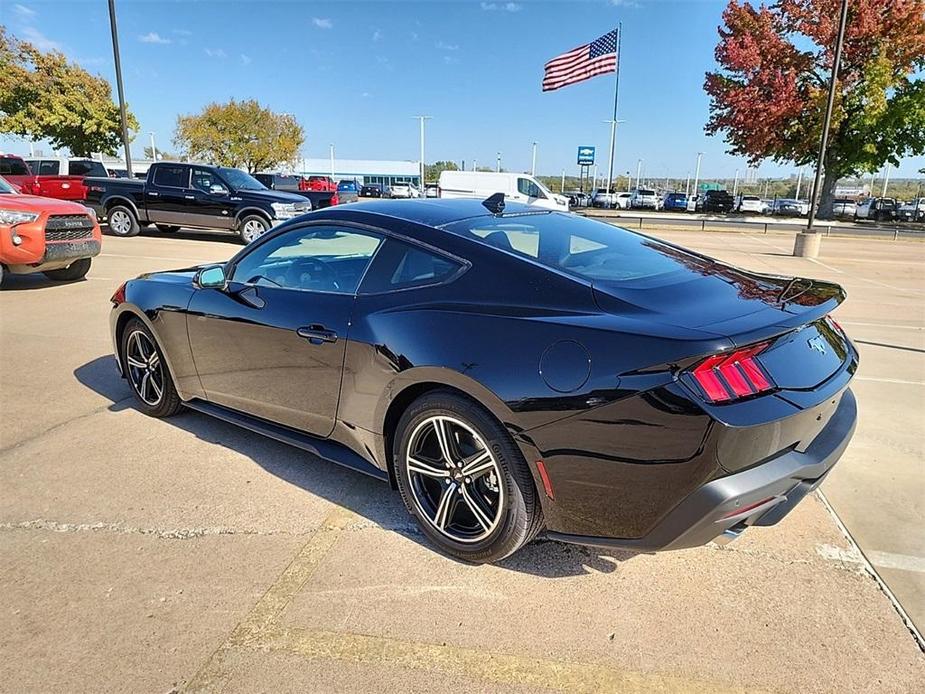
top-left (577, 146), bottom-right (595, 166)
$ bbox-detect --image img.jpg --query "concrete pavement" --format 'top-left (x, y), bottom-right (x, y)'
top-left (0, 225), bottom-right (922, 692)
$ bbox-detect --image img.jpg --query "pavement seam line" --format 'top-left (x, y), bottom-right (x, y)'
top-left (182, 504), bottom-right (357, 693)
top-left (815, 490), bottom-right (925, 652)
top-left (253, 626), bottom-right (760, 694)
top-left (0, 519), bottom-right (311, 539)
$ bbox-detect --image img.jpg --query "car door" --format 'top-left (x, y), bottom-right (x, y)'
top-left (189, 167), bottom-right (236, 229)
top-left (147, 164), bottom-right (191, 225)
top-left (186, 223), bottom-right (384, 437)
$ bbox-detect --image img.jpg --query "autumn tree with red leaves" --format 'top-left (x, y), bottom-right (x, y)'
top-left (705, 0), bottom-right (925, 217)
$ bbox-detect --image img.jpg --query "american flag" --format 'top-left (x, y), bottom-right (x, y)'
top-left (542, 29), bottom-right (618, 92)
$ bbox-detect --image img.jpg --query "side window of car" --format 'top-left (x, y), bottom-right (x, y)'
top-left (517, 178), bottom-right (541, 198)
top-left (231, 226), bottom-right (383, 294)
top-left (360, 239), bottom-right (462, 293)
top-left (191, 168), bottom-right (227, 194)
top-left (37, 160), bottom-right (59, 175)
top-left (153, 165), bottom-right (189, 188)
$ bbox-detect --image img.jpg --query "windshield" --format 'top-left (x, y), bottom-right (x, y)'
top-left (218, 167), bottom-right (266, 190)
top-left (0, 176), bottom-right (16, 194)
top-left (444, 212), bottom-right (698, 284)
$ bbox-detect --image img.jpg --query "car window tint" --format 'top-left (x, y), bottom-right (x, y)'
top-left (470, 226), bottom-right (540, 258)
top-left (0, 158), bottom-right (30, 175)
top-left (360, 239), bottom-right (461, 293)
top-left (153, 165), bottom-right (188, 188)
top-left (68, 160), bottom-right (107, 177)
top-left (232, 226), bottom-right (382, 294)
top-left (191, 168), bottom-right (223, 192)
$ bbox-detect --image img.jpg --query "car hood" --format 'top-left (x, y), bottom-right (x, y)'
top-left (0, 193), bottom-right (91, 214)
top-left (236, 188), bottom-right (307, 204)
top-left (591, 247), bottom-right (845, 345)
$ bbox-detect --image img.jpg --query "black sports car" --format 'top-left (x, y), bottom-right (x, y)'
top-left (110, 198), bottom-right (858, 563)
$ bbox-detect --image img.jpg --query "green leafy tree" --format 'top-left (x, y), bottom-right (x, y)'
top-left (0, 26), bottom-right (137, 156)
top-left (424, 160), bottom-right (458, 181)
top-left (174, 99), bottom-right (303, 173)
top-left (705, 0), bottom-right (925, 217)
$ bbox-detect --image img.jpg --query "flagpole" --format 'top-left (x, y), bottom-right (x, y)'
top-left (605, 24), bottom-right (622, 195)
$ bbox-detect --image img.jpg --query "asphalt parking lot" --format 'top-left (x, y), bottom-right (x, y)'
top-left (1, 225), bottom-right (923, 692)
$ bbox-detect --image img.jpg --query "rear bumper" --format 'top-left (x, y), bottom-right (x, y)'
top-left (546, 387), bottom-right (857, 552)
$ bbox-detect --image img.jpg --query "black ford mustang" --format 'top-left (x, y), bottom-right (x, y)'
top-left (110, 198), bottom-right (858, 563)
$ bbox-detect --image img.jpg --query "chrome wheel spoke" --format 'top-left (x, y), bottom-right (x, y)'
top-left (460, 451), bottom-right (494, 479)
top-left (461, 485), bottom-right (494, 531)
top-left (432, 417), bottom-right (457, 466)
top-left (126, 356), bottom-right (146, 369)
top-left (433, 483), bottom-right (458, 529)
top-left (408, 456), bottom-right (449, 479)
top-left (140, 371), bottom-right (151, 400)
top-left (150, 374), bottom-right (163, 399)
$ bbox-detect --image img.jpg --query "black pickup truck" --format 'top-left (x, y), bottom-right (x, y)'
top-left (85, 162), bottom-right (334, 243)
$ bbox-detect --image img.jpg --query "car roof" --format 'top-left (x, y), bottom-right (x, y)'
top-left (313, 198), bottom-right (537, 227)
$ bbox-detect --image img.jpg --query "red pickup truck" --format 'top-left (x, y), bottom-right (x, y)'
top-left (0, 154), bottom-right (38, 194)
top-left (26, 157), bottom-right (109, 202)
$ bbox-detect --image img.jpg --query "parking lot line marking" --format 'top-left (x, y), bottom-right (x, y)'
top-left (838, 321), bottom-right (925, 331)
top-left (806, 258), bottom-right (845, 274)
top-left (867, 551), bottom-right (925, 574)
top-left (100, 252), bottom-right (219, 263)
top-left (255, 627), bottom-right (749, 694)
top-left (854, 376), bottom-right (925, 386)
top-left (184, 504), bottom-right (357, 693)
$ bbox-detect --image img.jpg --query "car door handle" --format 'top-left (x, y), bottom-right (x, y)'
top-left (184, 194), bottom-right (196, 200)
top-left (297, 325), bottom-right (338, 345)
top-left (148, 191), bottom-right (159, 197)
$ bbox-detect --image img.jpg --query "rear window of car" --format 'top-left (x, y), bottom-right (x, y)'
top-left (444, 212), bottom-right (696, 284)
top-left (31, 160), bottom-right (60, 175)
top-left (153, 165), bottom-right (189, 188)
top-left (637, 189), bottom-right (655, 196)
top-left (742, 196), bottom-right (759, 201)
top-left (68, 160), bottom-right (108, 177)
top-left (0, 158), bottom-right (30, 175)
top-left (360, 239), bottom-right (461, 293)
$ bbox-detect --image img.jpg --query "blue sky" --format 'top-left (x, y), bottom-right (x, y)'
top-left (2, 0), bottom-right (923, 179)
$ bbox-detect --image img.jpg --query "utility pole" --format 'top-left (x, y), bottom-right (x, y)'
top-left (107, 0), bottom-right (133, 177)
top-left (732, 169), bottom-right (739, 198)
top-left (329, 144), bottom-right (335, 180)
top-left (413, 115), bottom-right (431, 190)
top-left (634, 159), bottom-right (642, 191)
top-left (496, 152), bottom-right (502, 173)
top-left (692, 152), bottom-right (704, 201)
top-left (148, 132), bottom-right (157, 161)
top-left (473, 159), bottom-right (477, 172)
top-left (795, 165), bottom-right (805, 201)
top-left (881, 163), bottom-right (891, 197)
top-left (531, 141), bottom-right (537, 176)
top-left (795, 0), bottom-right (848, 257)
top-left (561, 169), bottom-right (565, 193)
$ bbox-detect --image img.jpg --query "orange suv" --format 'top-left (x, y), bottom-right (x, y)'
top-left (0, 174), bottom-right (101, 286)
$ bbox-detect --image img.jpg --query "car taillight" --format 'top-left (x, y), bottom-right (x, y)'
top-left (330, 193), bottom-right (339, 206)
top-left (689, 342), bottom-right (774, 403)
top-left (110, 282), bottom-right (127, 306)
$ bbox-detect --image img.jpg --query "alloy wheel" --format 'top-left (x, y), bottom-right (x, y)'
top-left (405, 415), bottom-right (504, 543)
top-left (109, 210), bottom-right (132, 235)
top-left (125, 330), bottom-right (164, 406)
top-left (241, 219), bottom-right (267, 243)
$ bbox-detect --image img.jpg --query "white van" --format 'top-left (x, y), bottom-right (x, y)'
top-left (438, 171), bottom-right (570, 211)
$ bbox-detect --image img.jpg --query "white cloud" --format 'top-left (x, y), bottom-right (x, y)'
top-left (240, 54), bottom-right (252, 65)
top-left (361, 92), bottom-right (372, 98)
top-left (204, 48), bottom-right (227, 58)
top-left (436, 40), bottom-right (459, 51)
top-left (139, 32), bottom-right (171, 44)
top-left (481, 2), bottom-right (521, 11)
top-left (19, 26), bottom-right (61, 52)
top-left (372, 28), bottom-right (382, 42)
top-left (312, 17), bottom-right (333, 29)
top-left (13, 3), bottom-right (36, 19)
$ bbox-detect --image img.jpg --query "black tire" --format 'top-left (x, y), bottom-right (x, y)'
top-left (0, 264), bottom-right (5, 288)
top-left (120, 318), bottom-right (184, 418)
top-left (107, 205), bottom-right (140, 237)
top-left (238, 214), bottom-right (270, 244)
top-left (393, 390), bottom-right (543, 563)
top-left (156, 224), bottom-right (181, 233)
top-left (43, 257), bottom-right (91, 281)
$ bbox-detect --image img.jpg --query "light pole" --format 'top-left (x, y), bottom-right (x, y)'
top-left (692, 152), bottom-right (704, 201)
top-left (473, 159), bottom-right (477, 172)
top-left (602, 119), bottom-right (627, 194)
top-left (561, 169), bottom-right (565, 193)
top-left (732, 168), bottom-right (739, 198)
top-left (148, 132), bottom-right (157, 161)
top-left (795, 165), bottom-right (805, 201)
top-left (329, 144), bottom-right (335, 180)
top-left (795, 0), bottom-right (849, 257)
top-left (413, 115), bottom-right (431, 191)
top-left (496, 152), bottom-right (502, 173)
top-left (881, 163), bottom-right (891, 197)
top-left (531, 141), bottom-right (537, 177)
top-left (634, 159), bottom-right (643, 191)
top-left (685, 172), bottom-right (691, 196)
top-left (107, 0), bottom-right (133, 177)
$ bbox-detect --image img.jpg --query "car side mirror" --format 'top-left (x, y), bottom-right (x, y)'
top-left (195, 265), bottom-right (227, 290)
top-left (210, 184), bottom-right (228, 195)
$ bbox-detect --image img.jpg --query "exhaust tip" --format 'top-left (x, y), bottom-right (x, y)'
top-left (713, 523), bottom-right (748, 547)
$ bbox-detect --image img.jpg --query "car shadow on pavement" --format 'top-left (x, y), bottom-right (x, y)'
top-left (74, 355), bottom-right (638, 577)
top-left (0, 274), bottom-right (88, 291)
top-left (102, 225), bottom-right (242, 245)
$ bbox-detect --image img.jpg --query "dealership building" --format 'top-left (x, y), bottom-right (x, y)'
top-left (296, 158), bottom-right (421, 188)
